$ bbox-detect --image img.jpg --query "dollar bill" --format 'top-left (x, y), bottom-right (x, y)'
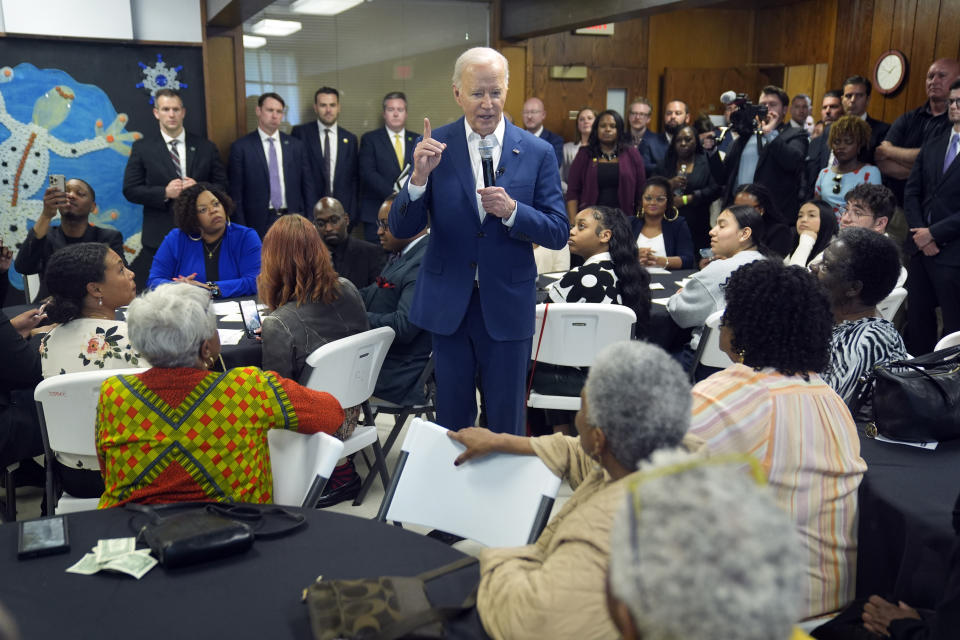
top-left (103, 549), bottom-right (157, 579)
top-left (94, 537), bottom-right (136, 564)
top-left (66, 553), bottom-right (103, 576)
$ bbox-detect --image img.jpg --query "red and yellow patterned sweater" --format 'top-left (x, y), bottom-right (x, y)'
top-left (96, 366), bottom-right (344, 508)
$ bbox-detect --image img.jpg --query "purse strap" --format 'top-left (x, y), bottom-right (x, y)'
top-left (415, 555), bottom-right (478, 582)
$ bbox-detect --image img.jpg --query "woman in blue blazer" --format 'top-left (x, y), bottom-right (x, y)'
top-left (631, 176), bottom-right (696, 269)
top-left (147, 183), bottom-right (261, 298)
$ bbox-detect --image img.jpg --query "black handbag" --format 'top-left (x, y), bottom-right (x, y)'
top-left (126, 503), bottom-right (306, 568)
top-left (850, 345), bottom-right (960, 442)
top-left (303, 556), bottom-right (478, 640)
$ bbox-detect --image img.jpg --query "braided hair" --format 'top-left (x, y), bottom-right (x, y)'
top-left (591, 206), bottom-right (652, 338)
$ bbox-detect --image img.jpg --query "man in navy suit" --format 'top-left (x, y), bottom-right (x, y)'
top-left (227, 92), bottom-right (317, 237)
top-left (122, 88), bottom-right (227, 287)
top-left (903, 79), bottom-right (960, 354)
top-left (291, 87), bottom-right (359, 221)
top-left (389, 47), bottom-right (568, 435)
top-left (521, 97), bottom-right (564, 168)
top-left (358, 92), bottom-right (418, 243)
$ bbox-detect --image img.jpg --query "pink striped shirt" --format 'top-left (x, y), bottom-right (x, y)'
top-left (690, 364), bottom-right (867, 618)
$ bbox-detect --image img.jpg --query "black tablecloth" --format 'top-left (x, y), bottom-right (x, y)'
top-left (856, 431), bottom-right (960, 608)
top-left (0, 506), bottom-right (487, 639)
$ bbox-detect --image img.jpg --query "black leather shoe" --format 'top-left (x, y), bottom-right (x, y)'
top-left (314, 474), bottom-right (361, 509)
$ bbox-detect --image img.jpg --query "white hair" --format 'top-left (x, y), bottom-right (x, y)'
top-left (126, 283), bottom-right (217, 368)
top-left (608, 457), bottom-right (806, 639)
top-left (452, 47), bottom-right (509, 89)
top-left (584, 341), bottom-right (690, 470)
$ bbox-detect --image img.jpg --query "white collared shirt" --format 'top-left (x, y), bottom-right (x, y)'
top-left (258, 128), bottom-right (287, 209)
top-left (531, 125), bottom-right (544, 138)
top-left (320, 121), bottom-right (339, 187)
top-left (387, 126), bottom-right (406, 166)
top-left (160, 128), bottom-right (187, 177)
top-left (401, 230), bottom-right (429, 256)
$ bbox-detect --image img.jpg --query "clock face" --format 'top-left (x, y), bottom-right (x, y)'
top-left (876, 52), bottom-right (905, 93)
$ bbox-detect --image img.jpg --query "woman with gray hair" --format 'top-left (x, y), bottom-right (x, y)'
top-left (448, 341), bottom-right (702, 640)
top-left (607, 459), bottom-right (808, 640)
top-left (94, 282), bottom-right (346, 508)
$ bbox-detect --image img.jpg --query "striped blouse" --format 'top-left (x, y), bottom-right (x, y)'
top-left (690, 364), bottom-right (867, 618)
top-left (823, 317), bottom-right (909, 404)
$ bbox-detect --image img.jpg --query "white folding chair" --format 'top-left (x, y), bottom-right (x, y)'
top-left (935, 330), bottom-right (960, 351)
top-left (267, 430), bottom-right (344, 508)
top-left (527, 303), bottom-right (636, 411)
top-left (367, 355), bottom-right (436, 459)
top-left (301, 326), bottom-right (396, 505)
top-left (376, 418), bottom-right (562, 548)
top-left (34, 368), bottom-right (148, 514)
top-left (877, 286), bottom-right (907, 322)
top-left (23, 273), bottom-right (40, 303)
top-left (689, 309), bottom-right (733, 382)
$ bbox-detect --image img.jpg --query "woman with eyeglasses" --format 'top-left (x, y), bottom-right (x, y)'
top-left (147, 182), bottom-right (262, 298)
top-left (631, 177), bottom-right (695, 270)
top-left (813, 115), bottom-right (881, 220)
top-left (689, 259), bottom-right (866, 619)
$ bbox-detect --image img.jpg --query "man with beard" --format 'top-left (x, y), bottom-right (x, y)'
top-left (313, 196), bottom-right (384, 288)
top-left (663, 100), bottom-right (690, 144)
top-left (15, 177), bottom-right (124, 299)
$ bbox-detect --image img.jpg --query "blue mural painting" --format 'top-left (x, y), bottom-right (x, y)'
top-left (0, 63), bottom-right (141, 290)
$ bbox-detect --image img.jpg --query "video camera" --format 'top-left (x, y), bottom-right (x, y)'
top-left (727, 94), bottom-right (768, 136)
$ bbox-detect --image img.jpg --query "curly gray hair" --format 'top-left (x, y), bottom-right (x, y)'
top-left (451, 47), bottom-right (509, 90)
top-left (608, 456), bottom-right (805, 639)
top-left (584, 341), bottom-right (690, 470)
top-left (126, 283), bottom-right (217, 368)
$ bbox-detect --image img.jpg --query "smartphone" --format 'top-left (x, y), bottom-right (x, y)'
top-left (239, 299), bottom-right (262, 338)
top-left (18, 515), bottom-right (70, 560)
top-left (49, 174), bottom-right (65, 192)
top-left (699, 248), bottom-right (714, 259)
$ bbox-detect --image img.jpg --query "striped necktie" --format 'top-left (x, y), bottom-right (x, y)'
top-left (169, 139), bottom-right (182, 177)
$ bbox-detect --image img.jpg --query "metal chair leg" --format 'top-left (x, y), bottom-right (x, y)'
top-left (353, 440), bottom-right (390, 506)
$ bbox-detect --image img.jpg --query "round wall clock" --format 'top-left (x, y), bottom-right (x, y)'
top-left (874, 50), bottom-right (907, 96)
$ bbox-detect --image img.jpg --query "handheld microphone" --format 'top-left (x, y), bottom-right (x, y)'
top-left (479, 137), bottom-right (496, 187)
top-left (720, 91), bottom-right (737, 105)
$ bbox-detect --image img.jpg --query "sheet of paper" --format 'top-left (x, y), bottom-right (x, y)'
top-left (652, 297), bottom-right (670, 306)
top-left (646, 266), bottom-right (669, 275)
top-left (649, 282), bottom-right (665, 290)
top-left (212, 301), bottom-right (240, 316)
top-left (675, 279), bottom-right (691, 288)
top-left (220, 312), bottom-right (243, 323)
top-left (874, 434), bottom-right (938, 450)
top-left (218, 329), bottom-right (246, 345)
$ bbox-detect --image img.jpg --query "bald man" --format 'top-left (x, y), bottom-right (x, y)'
top-left (876, 58), bottom-right (960, 201)
top-left (522, 97), bottom-right (564, 167)
top-left (313, 197), bottom-right (384, 288)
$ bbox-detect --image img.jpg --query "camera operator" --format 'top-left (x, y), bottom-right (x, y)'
top-left (721, 85), bottom-right (809, 226)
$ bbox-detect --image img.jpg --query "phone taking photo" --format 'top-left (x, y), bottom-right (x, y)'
top-left (49, 174), bottom-right (65, 192)
top-left (239, 299), bottom-right (262, 338)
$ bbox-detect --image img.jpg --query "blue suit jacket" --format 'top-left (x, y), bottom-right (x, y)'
top-left (227, 131), bottom-right (317, 237)
top-left (358, 127), bottom-right (418, 224)
top-left (538, 128), bottom-right (565, 168)
top-left (389, 118), bottom-right (568, 341)
top-left (630, 215), bottom-right (696, 269)
top-left (291, 121), bottom-right (359, 216)
top-left (146, 222), bottom-right (262, 297)
top-left (638, 131), bottom-right (669, 175)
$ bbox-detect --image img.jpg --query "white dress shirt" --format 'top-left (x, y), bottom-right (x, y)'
top-left (258, 128), bottom-right (287, 209)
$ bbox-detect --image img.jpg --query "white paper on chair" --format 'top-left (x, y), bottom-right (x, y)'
top-left (218, 329), bottom-right (246, 345)
top-left (874, 434), bottom-right (938, 450)
top-left (652, 297), bottom-right (671, 306)
top-left (212, 301), bottom-right (240, 316)
top-left (649, 283), bottom-right (665, 290)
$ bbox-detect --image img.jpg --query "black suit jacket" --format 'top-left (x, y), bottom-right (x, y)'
top-left (538, 128), bottom-right (564, 168)
top-left (723, 124), bottom-right (808, 224)
top-left (329, 236), bottom-right (386, 290)
top-left (291, 121), bottom-right (359, 216)
top-left (638, 131), bottom-right (669, 176)
top-left (227, 130), bottom-right (317, 238)
top-left (358, 128), bottom-right (417, 224)
top-left (122, 132), bottom-right (227, 248)
top-left (14, 225), bottom-right (125, 299)
top-left (359, 236), bottom-right (432, 404)
top-left (904, 129), bottom-right (960, 265)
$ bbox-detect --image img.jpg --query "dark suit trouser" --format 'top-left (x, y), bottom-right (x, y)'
top-left (432, 288), bottom-right (531, 435)
top-left (905, 252), bottom-right (960, 354)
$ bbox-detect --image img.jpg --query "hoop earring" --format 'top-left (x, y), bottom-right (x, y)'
top-left (737, 350), bottom-right (746, 364)
top-left (664, 206), bottom-right (679, 222)
top-left (637, 207), bottom-right (646, 219)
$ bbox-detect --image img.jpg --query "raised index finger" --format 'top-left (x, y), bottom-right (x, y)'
top-left (423, 117), bottom-right (432, 140)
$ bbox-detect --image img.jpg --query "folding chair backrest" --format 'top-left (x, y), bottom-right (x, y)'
top-left (267, 430), bottom-right (344, 507)
top-left (877, 287), bottom-right (907, 322)
top-left (34, 368), bottom-right (149, 459)
top-left (935, 330), bottom-right (960, 351)
top-left (531, 303), bottom-right (636, 367)
top-left (301, 327), bottom-right (396, 407)
top-left (378, 418), bottom-right (562, 548)
top-left (24, 273), bottom-right (40, 303)
top-left (699, 309), bottom-right (734, 370)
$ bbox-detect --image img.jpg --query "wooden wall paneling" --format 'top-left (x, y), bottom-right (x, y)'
top-left (934, 0), bottom-right (960, 60)
top-left (882, 0), bottom-right (919, 120)
top-left (814, 62), bottom-right (830, 116)
top-left (533, 65), bottom-right (642, 141)
top-left (753, 0), bottom-right (837, 68)
top-left (907, 0), bottom-right (941, 110)
top-left (662, 67), bottom-right (762, 121)
top-left (784, 64), bottom-right (816, 124)
top-left (867, 0), bottom-right (896, 121)
top-left (206, 30), bottom-right (242, 163)
top-left (830, 0), bottom-right (875, 90)
top-left (502, 45), bottom-right (527, 125)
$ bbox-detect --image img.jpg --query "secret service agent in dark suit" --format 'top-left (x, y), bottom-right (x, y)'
top-left (228, 93), bottom-right (317, 238)
top-left (723, 120), bottom-right (808, 225)
top-left (359, 115), bottom-right (417, 243)
top-left (291, 87), bottom-right (359, 218)
top-left (903, 113), bottom-right (960, 354)
top-left (389, 48), bottom-right (568, 436)
top-left (314, 197), bottom-right (385, 289)
top-left (638, 130), bottom-right (669, 176)
top-left (360, 227), bottom-right (431, 405)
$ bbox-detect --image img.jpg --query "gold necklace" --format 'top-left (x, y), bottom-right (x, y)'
top-left (204, 237), bottom-right (224, 259)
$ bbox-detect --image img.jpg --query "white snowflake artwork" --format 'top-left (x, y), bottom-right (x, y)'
top-left (136, 54), bottom-right (188, 104)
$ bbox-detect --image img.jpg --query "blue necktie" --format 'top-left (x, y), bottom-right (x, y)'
top-left (267, 138), bottom-right (282, 209)
top-left (943, 133), bottom-right (959, 174)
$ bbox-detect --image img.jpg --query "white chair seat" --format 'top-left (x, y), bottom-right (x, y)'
top-left (527, 392), bottom-right (580, 411)
top-left (341, 425), bottom-right (378, 456)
